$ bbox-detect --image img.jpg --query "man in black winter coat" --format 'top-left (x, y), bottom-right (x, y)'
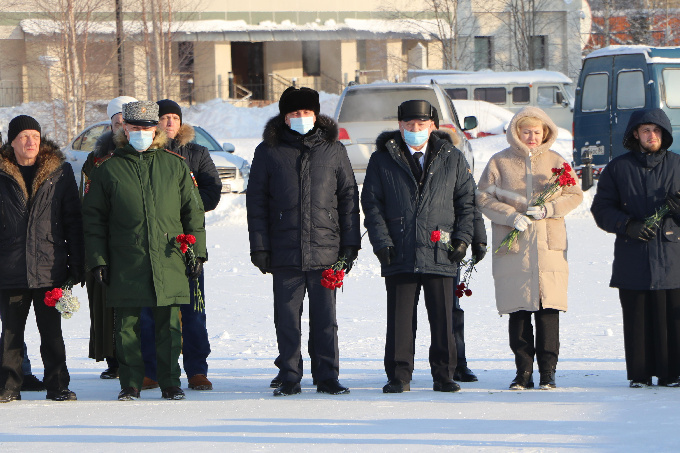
top-left (139, 99), bottom-right (222, 392)
top-left (0, 115), bottom-right (83, 403)
top-left (361, 100), bottom-right (475, 394)
top-left (592, 108), bottom-right (680, 388)
top-left (247, 87), bottom-right (361, 396)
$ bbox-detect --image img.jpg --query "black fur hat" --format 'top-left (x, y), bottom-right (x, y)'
top-left (398, 100), bottom-right (439, 128)
top-left (278, 86), bottom-right (320, 116)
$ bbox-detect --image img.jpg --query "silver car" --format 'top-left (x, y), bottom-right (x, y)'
top-left (334, 82), bottom-right (478, 184)
top-left (63, 121), bottom-right (249, 193)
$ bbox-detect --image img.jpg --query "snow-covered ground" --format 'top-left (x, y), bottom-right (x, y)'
top-left (2, 96), bottom-right (680, 452)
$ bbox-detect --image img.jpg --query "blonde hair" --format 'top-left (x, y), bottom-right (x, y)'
top-left (516, 116), bottom-right (550, 143)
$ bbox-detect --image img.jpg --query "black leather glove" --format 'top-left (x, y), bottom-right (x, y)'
top-left (186, 257), bottom-right (205, 279)
top-left (69, 267), bottom-right (85, 287)
top-left (339, 246), bottom-right (359, 274)
top-left (626, 219), bottom-right (656, 242)
top-left (471, 242), bottom-right (487, 264)
top-left (375, 246), bottom-right (395, 266)
top-left (250, 251), bottom-right (271, 274)
top-left (92, 265), bottom-right (109, 286)
top-left (447, 239), bottom-right (468, 263)
top-left (667, 190), bottom-right (680, 216)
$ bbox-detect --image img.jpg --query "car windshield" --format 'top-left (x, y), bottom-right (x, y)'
top-left (193, 127), bottom-right (222, 151)
top-left (338, 88), bottom-right (441, 122)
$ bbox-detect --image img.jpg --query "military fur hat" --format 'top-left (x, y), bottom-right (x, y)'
top-left (278, 86), bottom-right (320, 116)
top-left (123, 101), bottom-right (159, 127)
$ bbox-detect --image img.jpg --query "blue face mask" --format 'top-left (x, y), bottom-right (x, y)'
top-left (403, 129), bottom-right (430, 147)
top-left (289, 116), bottom-right (315, 135)
top-left (128, 130), bottom-right (154, 151)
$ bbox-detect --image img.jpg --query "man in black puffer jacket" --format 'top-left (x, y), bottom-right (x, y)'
top-left (592, 108), bottom-right (680, 388)
top-left (247, 87), bottom-right (361, 397)
top-left (362, 100), bottom-right (475, 394)
top-left (0, 115), bottom-right (84, 403)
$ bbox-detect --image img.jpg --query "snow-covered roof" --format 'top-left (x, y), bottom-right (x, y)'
top-left (585, 45), bottom-right (680, 64)
top-left (412, 70), bottom-right (573, 85)
top-left (19, 18), bottom-right (437, 41)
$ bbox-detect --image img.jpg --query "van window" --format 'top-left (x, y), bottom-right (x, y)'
top-left (474, 87), bottom-right (506, 104)
top-left (662, 69), bottom-right (680, 108)
top-left (581, 73), bottom-right (609, 112)
top-left (617, 70), bottom-right (645, 110)
top-left (537, 86), bottom-right (561, 105)
top-left (446, 88), bottom-right (468, 100)
top-left (512, 87), bottom-right (530, 104)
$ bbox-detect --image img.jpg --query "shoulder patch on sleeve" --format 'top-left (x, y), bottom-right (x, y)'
top-left (190, 171), bottom-right (198, 187)
top-left (163, 149), bottom-right (186, 160)
top-left (94, 152), bottom-right (114, 167)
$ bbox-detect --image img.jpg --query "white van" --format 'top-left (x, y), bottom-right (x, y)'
top-left (410, 70), bottom-right (575, 130)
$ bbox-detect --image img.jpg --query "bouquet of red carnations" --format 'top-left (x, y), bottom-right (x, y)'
top-left (430, 230), bottom-right (478, 297)
top-left (44, 278), bottom-right (79, 319)
top-left (496, 162), bottom-right (577, 253)
top-left (321, 256), bottom-right (347, 290)
top-left (176, 234), bottom-right (205, 312)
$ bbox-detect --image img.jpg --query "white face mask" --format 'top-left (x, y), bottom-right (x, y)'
top-left (128, 130), bottom-right (154, 151)
top-left (289, 116), bottom-right (315, 135)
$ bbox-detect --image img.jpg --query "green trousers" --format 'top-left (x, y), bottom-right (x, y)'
top-left (115, 306), bottom-right (182, 390)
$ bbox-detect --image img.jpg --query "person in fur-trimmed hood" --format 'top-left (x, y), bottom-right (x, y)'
top-left (477, 106), bottom-right (583, 391)
top-left (592, 108), bottom-right (680, 388)
top-left (247, 86), bottom-right (361, 397)
top-left (361, 100), bottom-right (475, 395)
top-left (138, 99), bottom-right (221, 393)
top-left (0, 115), bottom-right (84, 403)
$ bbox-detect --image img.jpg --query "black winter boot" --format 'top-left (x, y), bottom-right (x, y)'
top-left (539, 370), bottom-right (556, 389)
top-left (509, 371), bottom-right (534, 390)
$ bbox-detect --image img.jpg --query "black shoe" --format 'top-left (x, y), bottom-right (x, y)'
top-left (453, 366), bottom-right (478, 382)
top-left (539, 371), bottom-right (556, 389)
top-left (270, 375), bottom-right (283, 389)
top-left (658, 377), bottom-right (680, 387)
top-left (433, 379), bottom-right (461, 392)
top-left (382, 379), bottom-right (410, 393)
top-left (317, 379), bottom-right (350, 395)
top-left (509, 371), bottom-right (534, 390)
top-left (46, 388), bottom-right (77, 401)
top-left (118, 387), bottom-right (141, 401)
top-left (629, 378), bottom-right (652, 388)
top-left (161, 386), bottom-right (185, 400)
top-left (273, 381), bottom-right (301, 396)
top-left (100, 367), bottom-right (119, 380)
top-left (0, 388), bottom-right (21, 403)
top-left (21, 374), bottom-right (46, 391)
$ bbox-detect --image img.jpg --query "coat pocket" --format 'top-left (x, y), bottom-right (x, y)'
top-left (545, 218), bottom-right (567, 251)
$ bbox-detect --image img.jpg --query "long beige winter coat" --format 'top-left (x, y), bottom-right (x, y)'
top-left (477, 107), bottom-right (583, 314)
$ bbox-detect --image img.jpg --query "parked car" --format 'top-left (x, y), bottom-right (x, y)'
top-left (573, 45), bottom-right (680, 176)
top-left (63, 121), bottom-right (249, 193)
top-left (334, 81), bottom-right (478, 184)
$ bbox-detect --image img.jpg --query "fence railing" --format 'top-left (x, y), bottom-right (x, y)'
top-left (267, 72), bottom-right (346, 102)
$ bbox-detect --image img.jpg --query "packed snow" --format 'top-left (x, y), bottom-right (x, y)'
top-left (1, 94), bottom-right (679, 452)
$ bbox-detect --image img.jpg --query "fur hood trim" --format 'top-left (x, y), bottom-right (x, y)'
top-left (113, 127), bottom-right (169, 150)
top-left (173, 123), bottom-right (196, 147)
top-left (506, 106), bottom-right (558, 158)
top-left (0, 138), bottom-right (65, 201)
top-left (262, 114), bottom-right (338, 147)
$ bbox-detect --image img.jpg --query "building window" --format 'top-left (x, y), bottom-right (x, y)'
top-left (302, 41), bottom-right (321, 77)
top-left (474, 37), bottom-right (493, 71)
top-left (531, 36), bottom-right (546, 69)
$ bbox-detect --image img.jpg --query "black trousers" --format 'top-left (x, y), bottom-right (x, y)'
top-left (385, 273), bottom-right (456, 383)
top-left (619, 289), bottom-right (680, 381)
top-left (0, 288), bottom-right (70, 392)
top-left (272, 269), bottom-right (339, 383)
top-left (508, 308), bottom-right (560, 374)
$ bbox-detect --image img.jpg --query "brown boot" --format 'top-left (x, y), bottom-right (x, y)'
top-left (141, 377), bottom-right (159, 390)
top-left (188, 374), bottom-right (213, 390)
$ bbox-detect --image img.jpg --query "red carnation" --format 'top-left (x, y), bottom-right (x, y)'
top-left (455, 290), bottom-right (465, 298)
top-left (457, 283), bottom-right (466, 290)
top-left (464, 289), bottom-right (472, 297)
top-left (563, 162), bottom-right (572, 172)
top-left (180, 243), bottom-right (188, 254)
top-left (185, 234), bottom-right (197, 245)
top-left (430, 230), bottom-right (441, 242)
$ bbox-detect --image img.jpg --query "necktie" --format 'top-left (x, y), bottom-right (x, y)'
top-left (413, 151), bottom-right (423, 180)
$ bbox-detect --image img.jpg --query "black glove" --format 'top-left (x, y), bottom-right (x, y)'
top-left (626, 219), bottom-right (656, 242)
top-left (375, 246), bottom-right (395, 266)
top-left (69, 267), bottom-right (85, 287)
top-left (92, 265), bottom-right (109, 286)
top-left (250, 251), bottom-right (271, 274)
top-left (186, 257), bottom-right (205, 279)
top-left (340, 246), bottom-right (359, 274)
top-left (471, 242), bottom-right (487, 264)
top-left (667, 190), bottom-right (680, 216)
top-left (447, 239), bottom-right (468, 263)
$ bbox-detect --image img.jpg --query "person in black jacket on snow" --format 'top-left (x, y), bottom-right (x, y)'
top-left (362, 100), bottom-right (475, 394)
top-left (0, 115), bottom-right (84, 403)
top-left (592, 108), bottom-right (680, 388)
top-left (247, 87), bottom-right (361, 397)
top-left (139, 98), bottom-right (222, 392)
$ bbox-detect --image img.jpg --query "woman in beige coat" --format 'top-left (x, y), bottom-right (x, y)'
top-left (477, 106), bottom-right (583, 390)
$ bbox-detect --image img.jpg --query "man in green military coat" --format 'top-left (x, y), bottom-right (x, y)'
top-left (82, 100), bottom-right (206, 401)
